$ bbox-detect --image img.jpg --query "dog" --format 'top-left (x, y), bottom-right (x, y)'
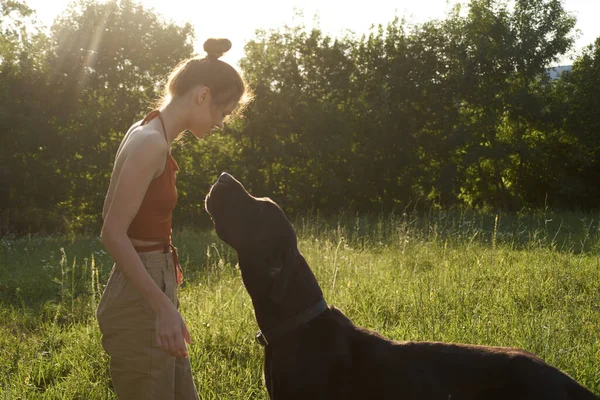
top-left (205, 172), bottom-right (599, 400)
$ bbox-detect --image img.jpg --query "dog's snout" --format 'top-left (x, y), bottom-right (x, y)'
top-left (217, 172), bottom-right (233, 184)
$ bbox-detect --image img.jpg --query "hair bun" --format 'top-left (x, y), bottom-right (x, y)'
top-left (203, 38), bottom-right (232, 59)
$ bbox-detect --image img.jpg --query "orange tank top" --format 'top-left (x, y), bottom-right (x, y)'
top-left (127, 110), bottom-right (179, 242)
top-left (126, 110), bottom-right (183, 285)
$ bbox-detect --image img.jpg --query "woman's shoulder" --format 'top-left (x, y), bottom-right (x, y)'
top-left (120, 119), bottom-right (169, 157)
top-left (110, 121), bottom-right (170, 180)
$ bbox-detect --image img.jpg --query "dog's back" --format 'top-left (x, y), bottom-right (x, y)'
top-left (326, 305), bottom-right (599, 400)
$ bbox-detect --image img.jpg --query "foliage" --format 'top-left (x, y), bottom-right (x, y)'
top-left (2, 0), bottom-right (600, 234)
top-left (1, 0), bottom-right (194, 234)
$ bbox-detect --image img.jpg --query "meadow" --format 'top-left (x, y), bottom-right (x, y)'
top-left (1, 210), bottom-right (599, 399)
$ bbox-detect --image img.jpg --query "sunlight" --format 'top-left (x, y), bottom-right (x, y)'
top-left (115, 0), bottom-right (462, 67)
top-left (21, 0), bottom-right (600, 68)
top-left (131, 0), bottom-right (285, 67)
top-left (78, 11), bottom-right (109, 93)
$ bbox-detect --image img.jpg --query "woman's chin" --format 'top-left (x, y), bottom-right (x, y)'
top-left (189, 128), bottom-right (210, 140)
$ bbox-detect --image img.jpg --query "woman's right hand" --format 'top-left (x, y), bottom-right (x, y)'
top-left (155, 303), bottom-right (191, 358)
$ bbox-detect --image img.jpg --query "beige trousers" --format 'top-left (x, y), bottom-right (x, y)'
top-left (96, 251), bottom-right (199, 400)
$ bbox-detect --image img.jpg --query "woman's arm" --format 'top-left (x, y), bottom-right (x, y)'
top-left (101, 131), bottom-right (190, 358)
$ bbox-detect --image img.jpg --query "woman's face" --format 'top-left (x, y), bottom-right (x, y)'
top-left (189, 87), bottom-right (238, 139)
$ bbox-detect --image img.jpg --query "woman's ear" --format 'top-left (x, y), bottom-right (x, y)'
top-left (195, 86), bottom-right (211, 105)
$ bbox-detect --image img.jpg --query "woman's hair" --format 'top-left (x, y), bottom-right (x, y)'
top-left (158, 38), bottom-right (250, 112)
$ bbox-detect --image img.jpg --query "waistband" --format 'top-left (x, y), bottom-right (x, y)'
top-left (136, 250), bottom-right (175, 263)
top-left (134, 242), bottom-right (171, 253)
top-left (134, 242), bottom-right (183, 285)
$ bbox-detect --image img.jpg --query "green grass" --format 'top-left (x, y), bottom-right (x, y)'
top-left (1, 210), bottom-right (600, 399)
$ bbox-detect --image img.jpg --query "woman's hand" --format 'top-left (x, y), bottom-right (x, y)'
top-left (155, 303), bottom-right (191, 358)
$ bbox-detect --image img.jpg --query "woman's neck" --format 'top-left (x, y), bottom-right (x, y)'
top-left (158, 99), bottom-right (189, 145)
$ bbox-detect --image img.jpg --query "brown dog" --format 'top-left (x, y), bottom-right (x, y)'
top-left (205, 172), bottom-right (599, 400)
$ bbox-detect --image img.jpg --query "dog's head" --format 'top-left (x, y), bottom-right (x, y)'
top-left (205, 172), bottom-right (299, 304)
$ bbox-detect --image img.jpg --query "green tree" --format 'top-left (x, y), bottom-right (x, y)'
top-left (237, 0), bottom-right (576, 213)
top-left (45, 0), bottom-right (195, 232)
top-left (1, 0), bottom-right (592, 234)
top-left (545, 38), bottom-right (600, 208)
top-left (240, 25), bottom-right (358, 212)
top-left (1, 0), bottom-right (194, 234)
top-left (0, 0), bottom-right (55, 233)
top-left (448, 0), bottom-right (575, 210)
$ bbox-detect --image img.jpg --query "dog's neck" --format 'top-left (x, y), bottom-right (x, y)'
top-left (244, 254), bottom-right (324, 334)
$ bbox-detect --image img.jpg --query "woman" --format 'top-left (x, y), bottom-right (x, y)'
top-left (97, 38), bottom-right (248, 399)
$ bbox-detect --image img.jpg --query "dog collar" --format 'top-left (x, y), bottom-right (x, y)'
top-left (255, 298), bottom-right (328, 347)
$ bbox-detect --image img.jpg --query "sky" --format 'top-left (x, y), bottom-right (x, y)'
top-left (23, 0), bottom-right (600, 68)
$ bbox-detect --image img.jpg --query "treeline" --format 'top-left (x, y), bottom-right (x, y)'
top-left (2, 0), bottom-right (600, 235)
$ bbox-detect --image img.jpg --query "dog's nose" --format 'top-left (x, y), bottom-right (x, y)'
top-left (217, 172), bottom-right (233, 184)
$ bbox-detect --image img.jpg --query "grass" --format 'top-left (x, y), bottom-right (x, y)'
top-left (1, 210), bottom-right (599, 399)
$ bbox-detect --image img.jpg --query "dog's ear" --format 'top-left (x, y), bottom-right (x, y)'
top-left (236, 251), bottom-right (270, 297)
top-left (270, 246), bottom-right (298, 304)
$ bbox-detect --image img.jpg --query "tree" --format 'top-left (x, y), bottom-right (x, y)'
top-left (1, 0), bottom-right (195, 233)
top-left (444, 0), bottom-right (575, 210)
top-left (0, 0), bottom-right (591, 234)
top-left (544, 38), bottom-right (600, 208)
top-left (240, 25), bottom-right (359, 212)
top-left (237, 0), bottom-right (577, 213)
top-left (0, 0), bottom-right (54, 233)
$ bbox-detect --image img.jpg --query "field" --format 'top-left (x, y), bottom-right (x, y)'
top-left (1, 211), bottom-right (599, 399)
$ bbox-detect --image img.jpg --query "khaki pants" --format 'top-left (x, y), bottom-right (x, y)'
top-left (96, 251), bottom-right (199, 400)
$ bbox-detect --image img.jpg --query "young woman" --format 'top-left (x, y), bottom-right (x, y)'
top-left (97, 38), bottom-right (248, 399)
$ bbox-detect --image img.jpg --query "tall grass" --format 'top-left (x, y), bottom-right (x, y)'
top-left (1, 210), bottom-right (599, 399)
